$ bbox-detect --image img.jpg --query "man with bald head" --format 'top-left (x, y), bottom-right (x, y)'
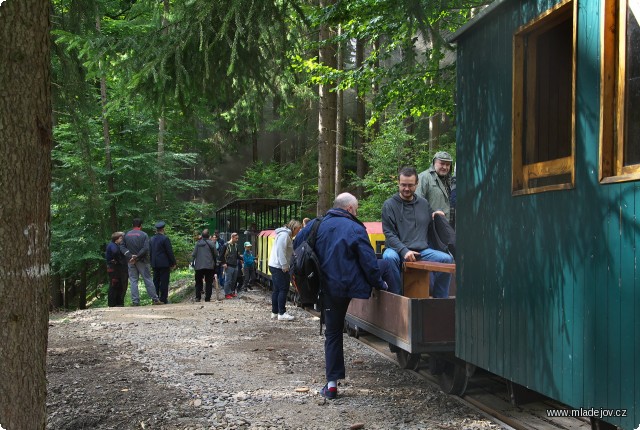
top-left (294, 192), bottom-right (399, 400)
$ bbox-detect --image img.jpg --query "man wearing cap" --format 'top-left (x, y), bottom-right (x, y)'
top-left (150, 221), bottom-right (176, 304)
top-left (382, 167), bottom-right (453, 298)
top-left (417, 151), bottom-right (456, 227)
top-left (242, 241), bottom-right (256, 292)
top-left (120, 218), bottom-right (164, 305)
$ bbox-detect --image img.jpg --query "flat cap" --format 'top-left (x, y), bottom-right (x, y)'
top-left (433, 151), bottom-right (453, 162)
top-left (155, 221), bottom-right (166, 229)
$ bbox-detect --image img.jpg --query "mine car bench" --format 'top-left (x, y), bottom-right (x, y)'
top-left (344, 260), bottom-right (467, 393)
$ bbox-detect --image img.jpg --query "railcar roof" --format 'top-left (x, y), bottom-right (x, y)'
top-left (448, 0), bottom-right (512, 42)
top-left (215, 198), bottom-right (302, 215)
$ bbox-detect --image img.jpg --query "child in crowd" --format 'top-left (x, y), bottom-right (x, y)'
top-left (242, 242), bottom-right (256, 291)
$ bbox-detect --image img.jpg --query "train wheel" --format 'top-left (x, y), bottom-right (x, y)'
top-left (396, 350), bottom-right (420, 370)
top-left (352, 325), bottom-right (360, 339)
top-left (438, 361), bottom-right (468, 396)
top-left (344, 321), bottom-right (354, 337)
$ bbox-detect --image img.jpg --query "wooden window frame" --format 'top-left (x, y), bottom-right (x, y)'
top-left (512, 0), bottom-right (577, 196)
top-left (600, 0), bottom-right (640, 183)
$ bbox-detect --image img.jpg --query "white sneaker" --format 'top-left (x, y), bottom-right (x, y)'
top-left (278, 312), bottom-right (295, 321)
top-left (271, 312), bottom-right (278, 320)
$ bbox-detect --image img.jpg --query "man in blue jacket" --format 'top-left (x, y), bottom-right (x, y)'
top-left (150, 221), bottom-right (176, 304)
top-left (294, 192), bottom-right (399, 400)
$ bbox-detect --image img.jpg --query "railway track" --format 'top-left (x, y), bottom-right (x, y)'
top-left (353, 332), bottom-right (593, 430)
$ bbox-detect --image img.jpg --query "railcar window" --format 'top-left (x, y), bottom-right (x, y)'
top-left (512, 0), bottom-right (576, 195)
top-left (600, 0), bottom-right (640, 182)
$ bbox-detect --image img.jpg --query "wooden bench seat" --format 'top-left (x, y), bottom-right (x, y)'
top-left (403, 261), bottom-right (456, 298)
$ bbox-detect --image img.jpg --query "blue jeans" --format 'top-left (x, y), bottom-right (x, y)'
top-left (270, 266), bottom-right (289, 314)
top-left (323, 294), bottom-right (351, 381)
top-left (224, 265), bottom-right (239, 295)
top-left (382, 247), bottom-right (453, 298)
top-left (377, 259), bottom-right (401, 295)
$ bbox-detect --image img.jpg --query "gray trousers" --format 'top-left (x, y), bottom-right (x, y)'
top-left (128, 260), bottom-right (159, 303)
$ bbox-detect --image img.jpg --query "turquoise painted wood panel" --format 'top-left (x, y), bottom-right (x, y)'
top-left (455, 0), bottom-right (640, 428)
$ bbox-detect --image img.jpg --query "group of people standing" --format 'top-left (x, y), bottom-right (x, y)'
top-left (105, 218), bottom-right (260, 306)
top-left (105, 218), bottom-right (175, 307)
top-left (192, 230), bottom-right (258, 301)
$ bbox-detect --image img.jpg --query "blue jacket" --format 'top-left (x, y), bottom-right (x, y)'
top-left (106, 242), bottom-right (127, 269)
top-left (150, 234), bottom-right (176, 268)
top-left (293, 208), bottom-right (384, 299)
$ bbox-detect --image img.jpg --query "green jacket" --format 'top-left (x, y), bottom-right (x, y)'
top-left (416, 167), bottom-right (453, 222)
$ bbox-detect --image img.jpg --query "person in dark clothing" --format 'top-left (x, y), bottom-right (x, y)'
top-left (106, 231), bottom-right (129, 307)
top-left (192, 229), bottom-right (218, 301)
top-left (222, 233), bottom-right (243, 299)
top-left (150, 221), bottom-right (176, 304)
top-left (213, 231), bottom-right (225, 288)
top-left (293, 193), bottom-right (398, 400)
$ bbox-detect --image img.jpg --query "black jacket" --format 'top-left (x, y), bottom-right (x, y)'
top-left (150, 234), bottom-right (176, 268)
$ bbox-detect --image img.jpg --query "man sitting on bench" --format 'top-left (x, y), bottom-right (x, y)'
top-left (381, 166), bottom-right (454, 298)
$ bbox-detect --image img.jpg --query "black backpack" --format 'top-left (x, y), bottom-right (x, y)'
top-left (428, 214), bottom-right (456, 259)
top-left (291, 217), bottom-right (324, 307)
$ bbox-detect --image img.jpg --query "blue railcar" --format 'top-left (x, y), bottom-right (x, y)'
top-left (452, 0), bottom-right (639, 428)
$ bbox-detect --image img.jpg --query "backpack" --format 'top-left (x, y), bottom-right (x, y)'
top-left (428, 214), bottom-right (456, 259)
top-left (291, 217), bottom-right (324, 307)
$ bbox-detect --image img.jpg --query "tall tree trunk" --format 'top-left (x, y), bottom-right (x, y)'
top-left (252, 128), bottom-right (258, 163)
top-left (157, 113), bottom-right (166, 206)
top-left (50, 274), bottom-right (63, 309)
top-left (334, 25), bottom-right (344, 195)
top-left (0, 1), bottom-right (51, 428)
top-left (78, 262), bottom-right (88, 310)
top-left (429, 20), bottom-right (442, 154)
top-left (96, 14), bottom-right (117, 232)
top-left (354, 38), bottom-right (366, 199)
top-left (317, 0), bottom-right (337, 214)
top-left (272, 95), bottom-right (282, 163)
top-left (371, 37), bottom-right (381, 137)
top-left (403, 33), bottom-right (416, 145)
top-left (157, 0), bottom-right (170, 207)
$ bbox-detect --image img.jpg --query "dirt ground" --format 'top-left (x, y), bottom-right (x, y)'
top-left (46, 288), bottom-right (498, 430)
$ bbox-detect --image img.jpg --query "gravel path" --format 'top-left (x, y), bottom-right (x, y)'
top-left (47, 289), bottom-right (499, 430)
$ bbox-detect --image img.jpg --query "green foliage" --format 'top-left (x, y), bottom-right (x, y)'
top-left (355, 120), bottom-right (414, 220)
top-left (47, 0), bottom-right (479, 306)
top-left (296, 0), bottom-right (487, 124)
top-left (355, 119), bottom-right (457, 221)
top-left (90, 268), bottom-right (196, 308)
top-left (228, 160), bottom-right (318, 211)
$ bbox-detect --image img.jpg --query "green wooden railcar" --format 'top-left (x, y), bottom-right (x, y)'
top-left (452, 0), bottom-right (639, 428)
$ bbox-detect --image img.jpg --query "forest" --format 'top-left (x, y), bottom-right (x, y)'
top-left (48, 0), bottom-right (487, 307)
